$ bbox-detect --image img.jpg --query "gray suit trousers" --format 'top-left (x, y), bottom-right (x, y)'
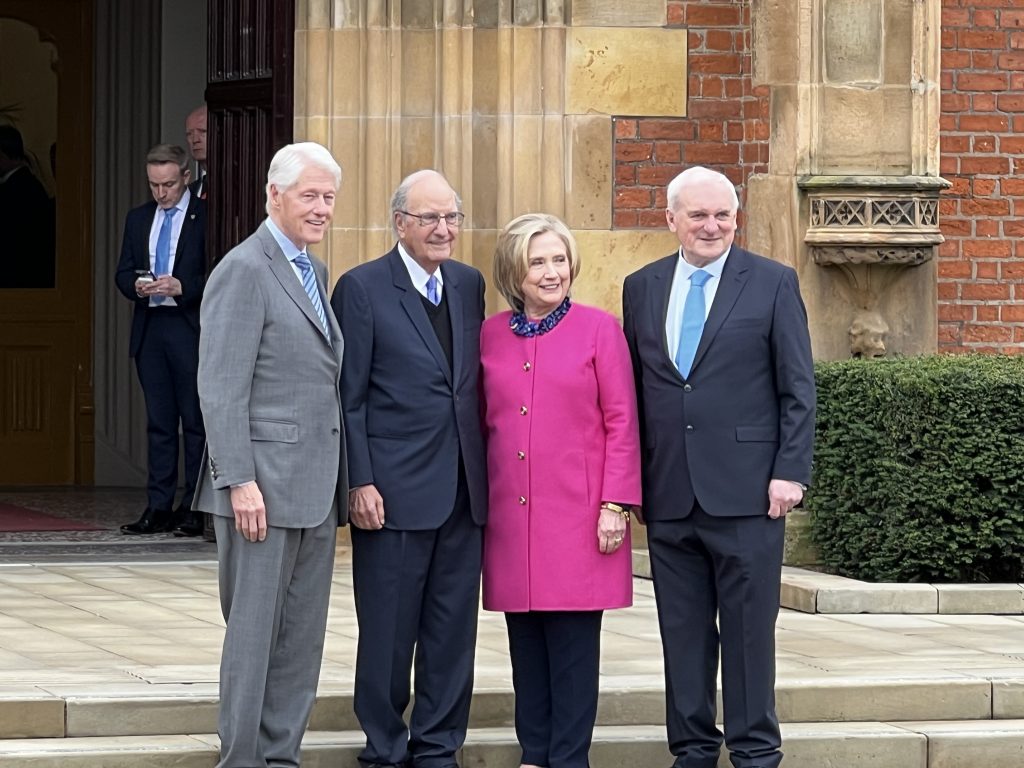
top-left (215, 510), bottom-right (337, 768)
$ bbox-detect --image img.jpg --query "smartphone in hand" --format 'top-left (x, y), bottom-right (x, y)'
top-left (135, 269), bottom-right (156, 284)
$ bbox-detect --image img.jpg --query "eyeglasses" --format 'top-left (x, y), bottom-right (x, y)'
top-left (399, 210), bottom-right (465, 228)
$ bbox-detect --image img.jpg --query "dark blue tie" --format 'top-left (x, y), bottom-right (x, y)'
top-left (426, 274), bottom-right (440, 306)
top-left (152, 207), bottom-right (177, 305)
top-left (294, 252), bottom-right (329, 336)
top-left (674, 269), bottom-right (712, 378)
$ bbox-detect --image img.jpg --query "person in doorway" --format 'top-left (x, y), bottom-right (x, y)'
top-left (622, 166), bottom-right (815, 768)
top-left (481, 212), bottom-right (641, 768)
top-left (0, 125), bottom-right (55, 288)
top-left (185, 104), bottom-right (207, 199)
top-left (114, 143), bottom-right (206, 536)
top-left (330, 169), bottom-right (487, 768)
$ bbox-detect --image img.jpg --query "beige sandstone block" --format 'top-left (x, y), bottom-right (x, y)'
top-left (471, 116), bottom-right (499, 231)
top-left (0, 695), bottom-right (64, 737)
top-left (565, 115), bottom-right (612, 230)
top-left (327, 228), bottom-right (368, 277)
top-left (815, 582), bottom-right (938, 614)
top-left (400, 117), bottom-right (437, 176)
top-left (364, 28), bottom-right (397, 117)
top-left (511, 115), bottom-right (544, 215)
top-left (566, 27), bottom-right (687, 117)
top-left (884, 0), bottom-right (914, 85)
top-left (752, 0), bottom-right (801, 85)
top-left (570, 0), bottom-right (665, 26)
top-left (361, 116), bottom-right (398, 229)
top-left (818, 86), bottom-right (913, 174)
top-left (936, 584), bottom-right (1024, 615)
top-left (776, 721), bottom-right (926, 768)
top-left (776, 678), bottom-right (991, 723)
top-left (900, 720), bottom-right (1024, 768)
top-left (65, 696), bottom-right (217, 737)
top-left (304, 28), bottom-right (331, 117)
top-left (512, 27), bottom-right (543, 115)
top-left (570, 230), bottom-right (678, 318)
top-left (541, 26), bottom-right (567, 115)
top-left (823, 0), bottom-right (883, 85)
top-left (400, 31), bottom-right (437, 117)
top-left (327, 118), bottom-right (362, 227)
top-left (994, 680), bottom-right (1024, 718)
top-left (331, 29), bottom-right (363, 117)
top-left (294, 31), bottom-right (309, 117)
top-left (463, 229), bottom-right (498, 298)
top-left (631, 548), bottom-right (652, 579)
top-left (304, 116), bottom-right (329, 146)
top-left (472, 29), bottom-right (500, 114)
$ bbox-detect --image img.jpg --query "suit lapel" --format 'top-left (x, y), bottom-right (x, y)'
top-left (260, 224), bottom-right (333, 345)
top-left (689, 247), bottom-right (750, 374)
top-left (649, 254), bottom-right (678, 363)
top-left (171, 197), bottom-right (200, 275)
top-left (389, 250), bottom-right (453, 387)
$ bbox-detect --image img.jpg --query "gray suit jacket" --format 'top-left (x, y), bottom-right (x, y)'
top-left (193, 221), bottom-right (348, 527)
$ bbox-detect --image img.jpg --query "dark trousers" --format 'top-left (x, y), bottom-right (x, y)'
top-left (351, 486), bottom-right (482, 768)
top-left (647, 503), bottom-right (785, 768)
top-left (505, 610), bottom-right (603, 768)
top-left (134, 310), bottom-right (205, 512)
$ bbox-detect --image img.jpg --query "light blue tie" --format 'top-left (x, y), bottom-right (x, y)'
top-left (674, 269), bottom-right (712, 378)
top-left (426, 274), bottom-right (441, 306)
top-left (294, 252), bottom-right (330, 336)
top-left (152, 207), bottom-right (177, 305)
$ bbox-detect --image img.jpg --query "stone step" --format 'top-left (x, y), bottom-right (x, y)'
top-left (1, 721), bottom-right (1023, 767)
top-left (3, 674), bottom-right (1019, 740)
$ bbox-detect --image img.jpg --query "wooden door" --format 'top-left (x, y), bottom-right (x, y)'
top-left (205, 0), bottom-right (294, 265)
top-left (0, 0), bottom-right (92, 484)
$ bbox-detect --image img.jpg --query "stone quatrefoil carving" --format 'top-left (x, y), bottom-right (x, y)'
top-left (809, 197), bottom-right (935, 229)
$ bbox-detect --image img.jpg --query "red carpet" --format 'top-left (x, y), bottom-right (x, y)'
top-left (0, 503), bottom-right (102, 532)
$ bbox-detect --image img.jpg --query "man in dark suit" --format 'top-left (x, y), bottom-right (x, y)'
top-left (185, 104), bottom-right (207, 199)
top-left (114, 144), bottom-right (207, 536)
top-left (622, 166), bottom-right (815, 768)
top-left (330, 170), bottom-right (487, 768)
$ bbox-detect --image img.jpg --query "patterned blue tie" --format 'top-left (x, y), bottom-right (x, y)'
top-left (426, 274), bottom-right (441, 306)
top-left (674, 269), bottom-right (712, 378)
top-left (293, 252), bottom-right (330, 336)
top-left (152, 207), bottom-right (177, 305)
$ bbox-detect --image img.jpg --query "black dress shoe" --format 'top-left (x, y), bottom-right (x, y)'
top-left (120, 508), bottom-right (173, 535)
top-left (172, 511), bottom-right (204, 537)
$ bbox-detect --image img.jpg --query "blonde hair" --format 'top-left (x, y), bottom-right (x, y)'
top-left (493, 213), bottom-right (581, 312)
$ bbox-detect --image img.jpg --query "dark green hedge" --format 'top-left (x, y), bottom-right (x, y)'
top-left (808, 355), bottom-right (1024, 583)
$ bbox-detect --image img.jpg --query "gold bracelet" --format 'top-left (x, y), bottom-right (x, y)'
top-left (601, 502), bottom-right (631, 522)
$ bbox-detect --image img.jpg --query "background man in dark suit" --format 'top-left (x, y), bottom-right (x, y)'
top-left (193, 142), bottom-right (347, 768)
top-left (622, 166), bottom-right (815, 768)
top-left (330, 170), bottom-right (487, 768)
top-left (114, 143), bottom-right (207, 536)
top-left (185, 104), bottom-right (207, 199)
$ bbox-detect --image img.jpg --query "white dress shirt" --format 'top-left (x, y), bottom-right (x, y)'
top-left (146, 189), bottom-right (192, 307)
top-left (398, 242), bottom-right (444, 301)
top-left (664, 247), bottom-right (729, 357)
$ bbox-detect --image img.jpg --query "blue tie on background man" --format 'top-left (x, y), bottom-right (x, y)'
top-left (294, 251), bottom-right (330, 336)
top-left (674, 268), bottom-right (711, 378)
top-left (152, 207), bottom-right (178, 305)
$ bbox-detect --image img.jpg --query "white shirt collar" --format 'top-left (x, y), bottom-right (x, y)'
top-left (677, 246), bottom-right (729, 278)
top-left (397, 241), bottom-right (444, 293)
top-left (264, 216), bottom-right (305, 263)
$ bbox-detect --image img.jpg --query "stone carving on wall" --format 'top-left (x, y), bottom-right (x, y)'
top-left (799, 175), bottom-right (949, 358)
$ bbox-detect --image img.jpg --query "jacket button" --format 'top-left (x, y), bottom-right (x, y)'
top-left (684, 384), bottom-right (692, 392)
top-left (686, 425), bottom-right (694, 431)
top-left (523, 361), bottom-right (531, 371)
top-left (520, 406), bottom-right (528, 415)
top-left (519, 496), bottom-right (527, 505)
top-left (517, 451), bottom-right (525, 460)
top-left (331, 428), bottom-right (339, 435)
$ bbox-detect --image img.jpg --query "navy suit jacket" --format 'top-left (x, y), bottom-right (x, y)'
top-left (622, 246), bottom-right (815, 521)
top-left (114, 195), bottom-right (208, 357)
top-left (331, 247), bottom-right (488, 530)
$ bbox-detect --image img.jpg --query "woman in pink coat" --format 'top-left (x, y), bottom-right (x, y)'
top-left (481, 213), bottom-right (641, 768)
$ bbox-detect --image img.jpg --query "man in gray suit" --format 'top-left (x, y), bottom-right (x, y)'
top-left (194, 142), bottom-right (347, 768)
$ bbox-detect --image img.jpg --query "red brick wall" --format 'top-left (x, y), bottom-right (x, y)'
top-left (939, 3), bottom-right (1024, 352)
top-left (612, 0), bottom-right (767, 239)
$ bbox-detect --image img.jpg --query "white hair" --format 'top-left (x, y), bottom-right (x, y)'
top-left (264, 142), bottom-right (342, 213)
top-left (389, 169), bottom-right (462, 237)
top-left (666, 166), bottom-right (739, 212)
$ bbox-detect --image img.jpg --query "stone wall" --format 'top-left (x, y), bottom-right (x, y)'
top-left (613, 0), bottom-right (768, 239)
top-left (939, 2), bottom-right (1024, 353)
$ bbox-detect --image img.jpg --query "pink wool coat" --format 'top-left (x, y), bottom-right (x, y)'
top-left (480, 303), bottom-right (642, 612)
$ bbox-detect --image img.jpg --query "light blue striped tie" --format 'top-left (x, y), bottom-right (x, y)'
top-left (294, 252), bottom-right (329, 336)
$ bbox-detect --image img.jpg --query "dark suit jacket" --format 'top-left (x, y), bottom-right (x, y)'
top-left (622, 246), bottom-right (815, 521)
top-left (331, 247), bottom-right (488, 530)
top-left (114, 195), bottom-right (207, 357)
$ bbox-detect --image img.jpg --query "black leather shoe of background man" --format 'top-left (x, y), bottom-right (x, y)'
top-left (120, 508), bottom-right (173, 535)
top-left (172, 510), bottom-right (204, 537)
